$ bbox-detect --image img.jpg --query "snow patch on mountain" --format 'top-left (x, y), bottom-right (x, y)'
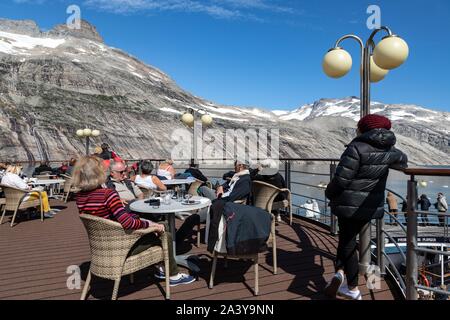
top-left (0, 31), bottom-right (65, 55)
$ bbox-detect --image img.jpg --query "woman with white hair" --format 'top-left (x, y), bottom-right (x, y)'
top-left (157, 159), bottom-right (176, 180)
top-left (1, 165), bottom-right (54, 216)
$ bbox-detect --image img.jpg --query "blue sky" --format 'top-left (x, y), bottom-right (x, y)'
top-left (1, 0), bottom-right (450, 112)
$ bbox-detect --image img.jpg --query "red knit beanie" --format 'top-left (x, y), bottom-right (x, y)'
top-left (357, 114), bottom-right (392, 133)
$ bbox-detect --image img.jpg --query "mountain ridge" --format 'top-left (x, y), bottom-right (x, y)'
top-left (0, 19), bottom-right (448, 165)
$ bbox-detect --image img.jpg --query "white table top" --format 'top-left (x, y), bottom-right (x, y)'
top-left (162, 178), bottom-right (195, 186)
top-left (29, 179), bottom-right (66, 186)
top-left (130, 196), bottom-right (211, 214)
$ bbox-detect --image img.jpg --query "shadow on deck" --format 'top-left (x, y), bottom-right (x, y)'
top-left (0, 200), bottom-right (395, 300)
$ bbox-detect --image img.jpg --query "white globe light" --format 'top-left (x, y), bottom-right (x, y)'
top-left (373, 35), bottom-right (409, 70)
top-left (201, 114), bottom-right (213, 126)
top-left (361, 56), bottom-right (389, 83)
top-left (181, 112), bottom-right (194, 127)
top-left (419, 180), bottom-right (428, 188)
top-left (323, 48), bottom-right (353, 79)
top-left (83, 128), bottom-right (92, 136)
top-left (91, 129), bottom-right (101, 137)
top-left (76, 129), bottom-right (85, 137)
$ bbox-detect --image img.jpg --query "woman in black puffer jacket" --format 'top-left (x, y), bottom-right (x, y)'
top-left (324, 114), bottom-right (408, 300)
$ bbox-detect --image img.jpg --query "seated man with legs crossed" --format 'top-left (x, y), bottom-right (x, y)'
top-left (176, 159), bottom-right (252, 245)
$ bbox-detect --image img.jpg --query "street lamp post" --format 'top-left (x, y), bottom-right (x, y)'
top-left (76, 128), bottom-right (101, 156)
top-left (323, 26), bottom-right (409, 276)
top-left (181, 108), bottom-right (213, 164)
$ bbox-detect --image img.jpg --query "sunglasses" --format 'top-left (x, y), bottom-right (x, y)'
top-left (113, 170), bottom-right (127, 174)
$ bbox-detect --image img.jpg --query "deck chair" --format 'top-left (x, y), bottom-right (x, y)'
top-left (208, 200), bottom-right (276, 296)
top-left (253, 181), bottom-right (293, 225)
top-left (250, 181), bottom-right (281, 273)
top-left (0, 185), bottom-right (44, 227)
top-left (79, 214), bottom-right (171, 300)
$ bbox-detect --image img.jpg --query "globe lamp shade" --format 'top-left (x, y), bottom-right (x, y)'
top-left (323, 48), bottom-right (353, 78)
top-left (201, 114), bottom-right (213, 126)
top-left (373, 35), bottom-right (409, 70)
top-left (76, 129), bottom-right (85, 137)
top-left (367, 56), bottom-right (389, 83)
top-left (91, 129), bottom-right (101, 137)
top-left (181, 112), bottom-right (194, 127)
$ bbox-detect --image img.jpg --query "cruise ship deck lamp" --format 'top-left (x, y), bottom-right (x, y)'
top-left (322, 26), bottom-right (409, 277)
top-left (181, 108), bottom-right (213, 163)
top-left (76, 128), bottom-right (100, 156)
top-left (323, 26), bottom-right (409, 117)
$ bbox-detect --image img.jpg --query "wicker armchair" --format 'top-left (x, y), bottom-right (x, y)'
top-left (0, 185), bottom-right (44, 227)
top-left (253, 181), bottom-right (292, 225)
top-left (79, 214), bottom-right (171, 300)
top-left (251, 181), bottom-right (281, 273)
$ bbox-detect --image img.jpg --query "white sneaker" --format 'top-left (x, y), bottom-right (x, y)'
top-left (277, 215), bottom-right (281, 222)
top-left (338, 285), bottom-right (362, 300)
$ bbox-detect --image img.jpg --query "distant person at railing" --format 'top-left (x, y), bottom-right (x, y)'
top-left (157, 160), bottom-right (176, 180)
top-left (57, 162), bottom-right (69, 175)
top-left (33, 161), bottom-right (53, 176)
top-left (418, 194), bottom-right (432, 226)
top-left (1, 165), bottom-right (55, 217)
top-left (72, 156), bottom-right (195, 286)
top-left (99, 143), bottom-right (120, 161)
top-left (132, 160), bottom-right (167, 192)
top-left (324, 114), bottom-right (408, 301)
top-left (386, 192), bottom-right (399, 226)
top-left (435, 193), bottom-right (448, 227)
top-left (93, 146), bottom-right (103, 158)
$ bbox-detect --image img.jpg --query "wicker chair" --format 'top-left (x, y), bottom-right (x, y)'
top-left (254, 181), bottom-right (293, 225)
top-left (62, 177), bottom-right (79, 202)
top-left (251, 181), bottom-right (282, 273)
top-left (79, 214), bottom-right (171, 300)
top-left (0, 185), bottom-right (44, 227)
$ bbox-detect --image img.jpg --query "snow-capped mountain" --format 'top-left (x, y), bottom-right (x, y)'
top-left (0, 19), bottom-right (448, 165)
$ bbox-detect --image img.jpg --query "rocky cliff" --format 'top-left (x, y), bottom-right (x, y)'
top-left (0, 19), bottom-right (449, 165)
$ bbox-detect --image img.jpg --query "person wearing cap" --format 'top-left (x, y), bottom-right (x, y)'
top-left (324, 114), bottom-right (408, 300)
top-left (252, 160), bottom-right (288, 222)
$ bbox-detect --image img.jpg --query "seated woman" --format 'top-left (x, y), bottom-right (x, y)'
top-left (72, 156), bottom-right (194, 286)
top-left (157, 159), bottom-right (176, 180)
top-left (133, 160), bottom-right (167, 191)
top-left (1, 165), bottom-right (55, 217)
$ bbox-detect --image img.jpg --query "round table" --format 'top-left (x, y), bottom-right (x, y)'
top-left (161, 178), bottom-right (195, 186)
top-left (28, 179), bottom-right (66, 198)
top-left (130, 196), bottom-right (211, 273)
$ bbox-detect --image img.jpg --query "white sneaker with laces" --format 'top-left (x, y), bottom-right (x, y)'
top-left (337, 285), bottom-right (362, 300)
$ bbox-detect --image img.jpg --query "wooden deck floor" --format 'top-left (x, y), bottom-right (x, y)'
top-left (0, 200), bottom-right (396, 300)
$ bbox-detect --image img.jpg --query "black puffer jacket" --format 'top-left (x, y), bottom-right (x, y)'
top-left (325, 128), bottom-right (408, 221)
